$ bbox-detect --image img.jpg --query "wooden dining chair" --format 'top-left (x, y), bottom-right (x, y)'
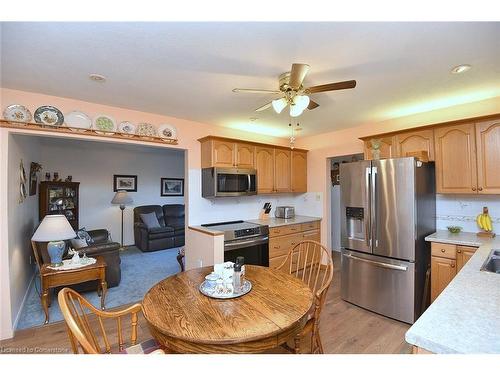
top-left (58, 287), bottom-right (164, 354)
top-left (276, 240), bottom-right (334, 354)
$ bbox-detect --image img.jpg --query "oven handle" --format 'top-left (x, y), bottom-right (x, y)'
top-left (224, 236), bottom-right (269, 251)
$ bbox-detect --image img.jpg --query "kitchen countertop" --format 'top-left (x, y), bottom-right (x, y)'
top-left (247, 215), bottom-right (322, 228)
top-left (189, 215), bottom-right (322, 236)
top-left (425, 230), bottom-right (490, 247)
top-left (405, 234), bottom-right (500, 353)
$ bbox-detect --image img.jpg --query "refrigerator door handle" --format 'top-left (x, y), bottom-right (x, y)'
top-left (365, 167), bottom-right (372, 247)
top-left (371, 166), bottom-right (378, 248)
top-left (344, 252), bottom-right (408, 271)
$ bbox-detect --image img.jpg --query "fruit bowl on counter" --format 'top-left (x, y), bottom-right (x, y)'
top-left (447, 226), bottom-right (462, 234)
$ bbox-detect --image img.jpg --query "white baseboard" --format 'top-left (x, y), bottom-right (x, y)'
top-left (12, 271), bottom-right (35, 331)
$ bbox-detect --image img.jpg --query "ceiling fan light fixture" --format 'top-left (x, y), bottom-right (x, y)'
top-left (294, 95), bottom-right (310, 111)
top-left (272, 98), bottom-right (287, 114)
top-left (289, 104), bottom-right (304, 117)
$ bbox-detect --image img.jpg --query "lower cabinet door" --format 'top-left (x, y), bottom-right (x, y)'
top-left (431, 256), bottom-right (456, 302)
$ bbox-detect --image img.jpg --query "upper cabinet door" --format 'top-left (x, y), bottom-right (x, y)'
top-left (255, 146), bottom-right (275, 194)
top-left (212, 140), bottom-right (236, 167)
top-left (475, 119), bottom-right (500, 194)
top-left (291, 150), bottom-right (307, 193)
top-left (235, 143), bottom-right (255, 168)
top-left (363, 136), bottom-right (395, 160)
top-left (394, 129), bottom-right (435, 161)
top-left (434, 123), bottom-right (477, 194)
top-left (274, 149), bottom-right (291, 192)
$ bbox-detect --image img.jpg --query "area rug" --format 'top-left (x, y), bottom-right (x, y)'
top-left (16, 246), bottom-right (180, 330)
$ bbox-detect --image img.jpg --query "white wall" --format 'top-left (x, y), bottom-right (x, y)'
top-left (7, 134), bottom-right (40, 330)
top-left (187, 169), bottom-right (323, 226)
top-left (37, 136), bottom-right (185, 246)
top-left (436, 194), bottom-right (500, 232)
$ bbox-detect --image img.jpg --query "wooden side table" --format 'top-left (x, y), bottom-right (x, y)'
top-left (40, 256), bottom-right (107, 324)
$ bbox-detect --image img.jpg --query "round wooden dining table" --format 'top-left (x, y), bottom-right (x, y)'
top-left (142, 265), bottom-right (314, 354)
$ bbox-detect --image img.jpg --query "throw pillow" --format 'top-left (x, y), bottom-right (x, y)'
top-left (70, 238), bottom-right (88, 249)
top-left (140, 212), bottom-right (161, 229)
top-left (76, 228), bottom-right (94, 245)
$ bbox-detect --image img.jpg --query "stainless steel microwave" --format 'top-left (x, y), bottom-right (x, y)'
top-left (202, 167), bottom-right (257, 198)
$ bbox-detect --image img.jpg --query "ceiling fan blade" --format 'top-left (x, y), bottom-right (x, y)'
top-left (255, 102), bottom-right (273, 112)
top-left (307, 100), bottom-right (320, 110)
top-left (232, 88), bottom-right (281, 94)
top-left (288, 63), bottom-right (310, 89)
top-left (306, 80), bottom-right (357, 94)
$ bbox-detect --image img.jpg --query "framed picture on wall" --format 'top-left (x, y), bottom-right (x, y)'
top-left (161, 178), bottom-right (184, 196)
top-left (113, 175), bottom-right (137, 192)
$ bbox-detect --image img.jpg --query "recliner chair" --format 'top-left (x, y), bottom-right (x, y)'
top-left (134, 204), bottom-right (185, 252)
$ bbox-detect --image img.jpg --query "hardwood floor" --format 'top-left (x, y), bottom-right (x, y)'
top-left (0, 252), bottom-right (412, 354)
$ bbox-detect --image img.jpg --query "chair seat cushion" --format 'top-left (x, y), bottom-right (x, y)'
top-left (118, 339), bottom-right (160, 354)
top-left (149, 226), bottom-right (174, 234)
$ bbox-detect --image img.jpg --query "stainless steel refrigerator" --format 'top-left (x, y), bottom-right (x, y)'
top-left (340, 157), bottom-right (435, 324)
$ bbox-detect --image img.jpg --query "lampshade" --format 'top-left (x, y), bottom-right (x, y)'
top-left (289, 95), bottom-right (310, 117)
top-left (290, 104), bottom-right (304, 117)
top-left (32, 215), bottom-right (76, 242)
top-left (271, 98), bottom-right (287, 114)
top-left (111, 190), bottom-right (134, 205)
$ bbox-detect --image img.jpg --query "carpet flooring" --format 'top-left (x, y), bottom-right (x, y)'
top-left (16, 246), bottom-right (181, 330)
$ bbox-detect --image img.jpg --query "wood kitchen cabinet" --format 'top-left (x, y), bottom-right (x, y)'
top-left (199, 136), bottom-right (307, 195)
top-left (456, 245), bottom-right (477, 272)
top-left (255, 146), bottom-right (275, 194)
top-left (434, 123), bottom-right (477, 194)
top-left (475, 119), bottom-right (500, 194)
top-left (394, 128), bottom-right (435, 161)
top-left (430, 242), bottom-right (478, 302)
top-left (291, 150), bottom-right (307, 193)
top-left (268, 221), bottom-right (321, 269)
top-left (274, 149), bottom-right (291, 192)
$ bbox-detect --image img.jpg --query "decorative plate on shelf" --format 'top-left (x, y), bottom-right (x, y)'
top-left (3, 104), bottom-right (32, 123)
top-left (118, 121), bottom-right (136, 136)
top-left (93, 115), bottom-right (116, 134)
top-left (64, 111), bottom-right (92, 132)
top-left (34, 106), bottom-right (64, 126)
top-left (157, 123), bottom-right (177, 140)
top-left (136, 122), bottom-right (157, 138)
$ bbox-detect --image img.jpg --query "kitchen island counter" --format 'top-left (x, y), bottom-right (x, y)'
top-left (405, 235), bottom-right (500, 353)
top-left (247, 215), bottom-right (321, 228)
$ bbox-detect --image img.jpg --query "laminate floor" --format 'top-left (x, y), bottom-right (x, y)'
top-left (0, 252), bottom-right (412, 354)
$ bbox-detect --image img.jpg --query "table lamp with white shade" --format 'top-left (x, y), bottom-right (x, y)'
top-left (31, 215), bottom-right (76, 266)
top-left (111, 190), bottom-right (133, 249)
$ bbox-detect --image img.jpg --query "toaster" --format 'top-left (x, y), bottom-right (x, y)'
top-left (275, 206), bottom-right (295, 219)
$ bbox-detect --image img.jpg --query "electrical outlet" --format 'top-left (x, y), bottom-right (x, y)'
top-left (316, 194), bottom-right (321, 201)
top-left (198, 259), bottom-right (203, 268)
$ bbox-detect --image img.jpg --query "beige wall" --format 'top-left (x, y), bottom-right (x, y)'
top-left (296, 96), bottom-right (500, 249)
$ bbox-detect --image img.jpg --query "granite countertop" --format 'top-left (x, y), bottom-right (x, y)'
top-left (247, 215), bottom-right (322, 228)
top-left (189, 215), bottom-right (322, 235)
top-left (425, 230), bottom-right (491, 247)
top-left (405, 235), bottom-right (500, 353)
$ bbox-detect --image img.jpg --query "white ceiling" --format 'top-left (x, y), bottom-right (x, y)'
top-left (1, 22), bottom-right (499, 137)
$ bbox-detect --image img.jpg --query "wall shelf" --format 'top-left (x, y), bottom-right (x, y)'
top-left (0, 119), bottom-right (179, 146)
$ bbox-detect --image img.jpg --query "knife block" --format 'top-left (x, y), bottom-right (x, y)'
top-left (259, 210), bottom-right (270, 220)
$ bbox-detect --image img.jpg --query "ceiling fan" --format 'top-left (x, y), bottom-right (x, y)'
top-left (232, 63), bottom-right (356, 117)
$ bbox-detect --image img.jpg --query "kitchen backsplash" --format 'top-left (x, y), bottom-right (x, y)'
top-left (436, 194), bottom-right (500, 232)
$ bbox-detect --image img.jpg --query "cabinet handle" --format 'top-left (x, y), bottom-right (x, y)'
top-left (472, 187), bottom-right (476, 191)
top-left (457, 249), bottom-right (462, 253)
top-left (451, 263), bottom-right (455, 268)
top-left (441, 249), bottom-right (445, 253)
top-left (478, 187), bottom-right (483, 191)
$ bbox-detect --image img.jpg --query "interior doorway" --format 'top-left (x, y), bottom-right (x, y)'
top-left (329, 153), bottom-right (364, 252)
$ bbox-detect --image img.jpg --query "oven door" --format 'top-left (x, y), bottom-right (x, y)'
top-left (215, 168), bottom-right (256, 196)
top-left (223, 235), bottom-right (269, 266)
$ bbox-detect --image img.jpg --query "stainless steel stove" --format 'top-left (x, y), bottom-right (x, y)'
top-left (201, 220), bottom-right (269, 266)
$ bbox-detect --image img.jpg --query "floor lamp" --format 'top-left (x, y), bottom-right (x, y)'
top-left (111, 190), bottom-right (133, 249)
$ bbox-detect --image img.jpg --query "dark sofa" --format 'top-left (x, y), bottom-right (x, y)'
top-left (134, 204), bottom-right (185, 252)
top-left (35, 229), bottom-right (122, 291)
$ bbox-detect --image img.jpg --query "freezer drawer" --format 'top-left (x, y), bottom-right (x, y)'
top-left (341, 249), bottom-right (416, 324)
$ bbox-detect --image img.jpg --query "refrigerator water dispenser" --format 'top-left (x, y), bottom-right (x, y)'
top-left (346, 207), bottom-right (365, 240)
